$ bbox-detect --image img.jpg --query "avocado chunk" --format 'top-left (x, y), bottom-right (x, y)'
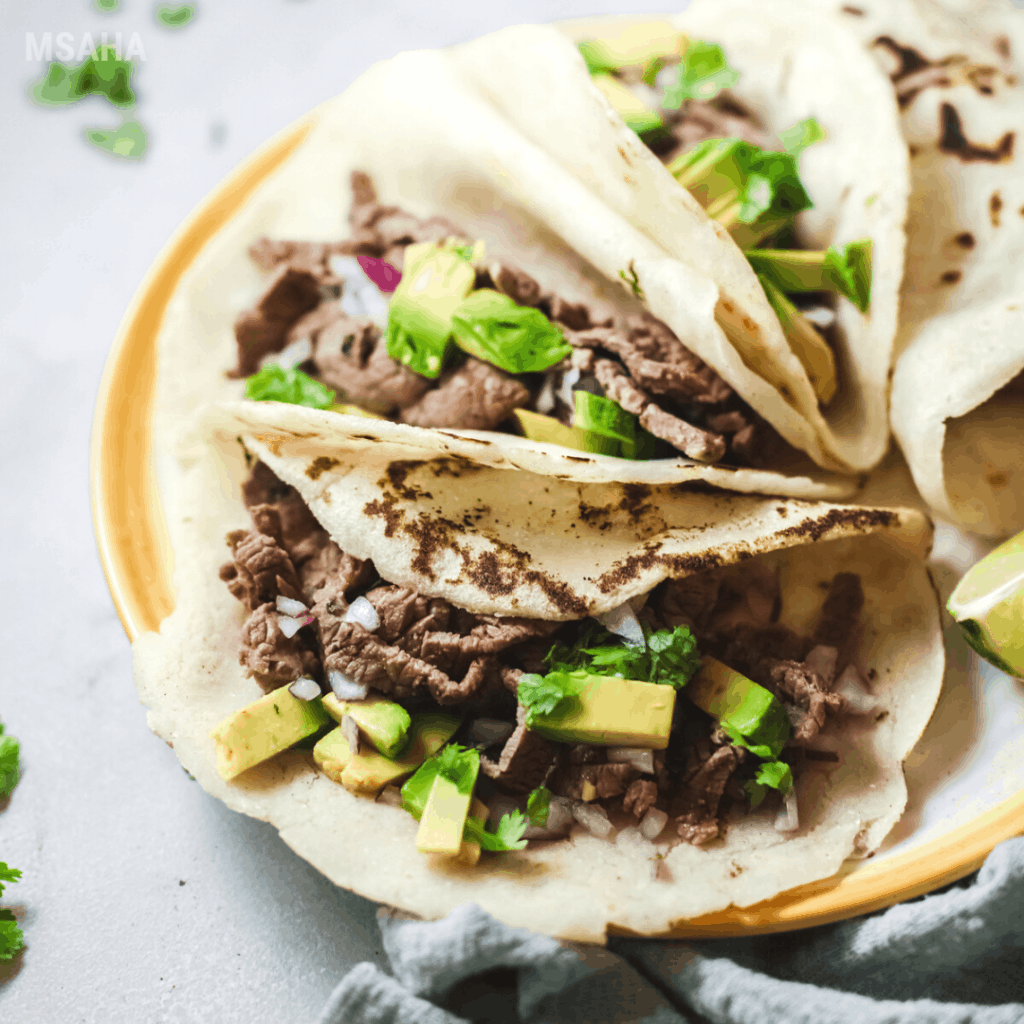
top-left (686, 656), bottom-right (790, 758)
top-left (211, 686), bottom-right (331, 781)
top-left (415, 751), bottom-right (481, 856)
top-left (591, 73), bottom-right (665, 137)
top-left (526, 674), bottom-right (675, 749)
top-left (313, 711), bottom-right (460, 793)
top-left (385, 241), bottom-right (477, 377)
top-left (513, 409), bottom-right (619, 456)
top-left (322, 694), bottom-right (412, 758)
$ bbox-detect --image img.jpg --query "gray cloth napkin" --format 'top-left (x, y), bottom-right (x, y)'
top-left (316, 837), bottom-right (1024, 1024)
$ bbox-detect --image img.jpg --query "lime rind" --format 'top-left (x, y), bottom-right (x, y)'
top-left (957, 618), bottom-right (1020, 678)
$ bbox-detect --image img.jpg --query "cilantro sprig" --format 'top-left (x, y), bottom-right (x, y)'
top-left (744, 760), bottom-right (793, 807)
top-left (0, 722), bottom-right (19, 798)
top-left (526, 785), bottom-right (551, 827)
top-left (464, 811), bottom-right (529, 852)
top-left (0, 863), bottom-right (23, 963)
top-left (663, 40), bottom-right (740, 107)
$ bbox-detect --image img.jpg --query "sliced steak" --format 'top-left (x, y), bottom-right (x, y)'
top-left (399, 358), bottom-right (530, 431)
top-left (672, 742), bottom-right (744, 846)
top-left (623, 778), bottom-right (658, 819)
top-left (489, 263), bottom-right (544, 307)
top-left (767, 660), bottom-right (845, 742)
top-left (480, 709), bottom-right (556, 794)
top-left (812, 573), bottom-right (865, 670)
top-left (219, 522), bottom-right (302, 610)
top-left (551, 761), bottom-right (639, 801)
top-left (239, 602), bottom-right (320, 692)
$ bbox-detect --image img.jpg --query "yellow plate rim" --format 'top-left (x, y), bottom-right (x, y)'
top-left (89, 92), bottom-right (1024, 942)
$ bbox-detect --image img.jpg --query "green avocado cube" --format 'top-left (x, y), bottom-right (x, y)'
top-left (322, 694), bottom-right (412, 758)
top-left (211, 685), bottom-right (331, 780)
top-left (313, 712), bottom-right (460, 794)
top-left (527, 674), bottom-right (675, 749)
top-left (416, 764), bottom-right (478, 856)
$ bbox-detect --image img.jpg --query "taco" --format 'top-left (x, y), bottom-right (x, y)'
top-left (133, 400), bottom-right (944, 941)
top-left (153, 8), bottom-right (907, 503)
top-left (785, 0), bottom-right (1024, 537)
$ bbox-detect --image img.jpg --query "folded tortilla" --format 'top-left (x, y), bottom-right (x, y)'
top-left (799, 0), bottom-right (1024, 536)
top-left (133, 400), bottom-right (944, 941)
top-left (154, 11), bottom-right (907, 503)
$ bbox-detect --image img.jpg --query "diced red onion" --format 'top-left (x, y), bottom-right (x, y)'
top-left (835, 665), bottom-right (880, 715)
top-left (523, 796), bottom-right (574, 840)
top-left (356, 254), bottom-right (402, 293)
top-left (775, 789), bottom-right (800, 833)
top-left (639, 807), bottom-right (668, 840)
top-left (342, 596), bottom-right (380, 632)
top-left (607, 747), bottom-right (655, 773)
top-left (805, 645), bottom-right (838, 686)
top-left (278, 614), bottom-right (303, 639)
top-left (572, 801), bottom-right (614, 839)
top-left (288, 677), bottom-right (321, 701)
top-left (340, 714), bottom-right (360, 755)
top-left (596, 602), bottom-right (645, 648)
top-left (377, 785), bottom-right (403, 807)
top-left (276, 595), bottom-right (308, 617)
top-left (328, 671), bottom-right (369, 700)
top-left (468, 718), bottom-right (515, 749)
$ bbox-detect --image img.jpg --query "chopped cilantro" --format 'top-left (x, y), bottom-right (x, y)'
top-left (526, 785), bottom-right (551, 827)
top-left (464, 810), bottom-right (529, 852)
top-left (517, 671), bottom-right (586, 727)
top-left (0, 864), bottom-right (21, 897)
top-left (245, 365), bottom-right (336, 409)
top-left (31, 45), bottom-right (136, 108)
top-left (583, 625), bottom-right (701, 689)
top-left (0, 864), bottom-right (23, 962)
top-left (744, 760), bottom-right (794, 807)
top-left (156, 4), bottom-right (196, 28)
top-left (0, 723), bottom-right (19, 798)
top-left (96, 0), bottom-right (119, 9)
top-left (663, 40), bottom-right (740, 107)
top-left (779, 118), bottom-right (826, 156)
top-left (85, 119), bottom-right (148, 160)
top-left (451, 290), bottom-right (572, 374)
top-left (824, 239), bottom-right (872, 313)
top-left (401, 744), bottom-right (480, 819)
top-left (618, 262), bottom-right (644, 299)
top-left (451, 244), bottom-right (475, 262)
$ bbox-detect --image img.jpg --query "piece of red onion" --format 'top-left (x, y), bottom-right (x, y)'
top-left (277, 614), bottom-right (303, 639)
top-left (328, 671), bottom-right (369, 700)
top-left (775, 789), bottom-right (800, 832)
top-left (835, 665), bottom-right (880, 715)
top-left (276, 595), bottom-right (308, 617)
top-left (572, 801), bottom-right (614, 839)
top-left (343, 596), bottom-right (381, 632)
top-left (356, 254), bottom-right (401, 293)
top-left (288, 677), bottom-right (321, 701)
top-left (340, 714), bottom-right (360, 755)
top-left (607, 747), bottom-right (655, 773)
top-left (639, 807), bottom-right (669, 840)
top-left (596, 602), bottom-right (645, 647)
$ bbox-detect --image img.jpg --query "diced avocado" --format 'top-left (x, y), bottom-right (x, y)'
top-left (686, 656), bottom-right (790, 758)
top-left (211, 686), bottom-right (331, 781)
top-left (322, 694), bottom-right (412, 759)
top-left (527, 674), bottom-right (675, 749)
top-left (513, 409), bottom-right (618, 456)
top-left (313, 711), bottom-right (460, 793)
top-left (385, 241), bottom-right (477, 377)
top-left (416, 760), bottom-right (480, 856)
top-left (455, 798), bottom-right (490, 865)
top-left (592, 73), bottom-right (665, 137)
top-left (756, 274), bottom-right (837, 405)
top-left (580, 23), bottom-right (685, 74)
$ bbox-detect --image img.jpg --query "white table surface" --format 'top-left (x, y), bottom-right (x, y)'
top-left (0, 2), bottom-right (680, 1021)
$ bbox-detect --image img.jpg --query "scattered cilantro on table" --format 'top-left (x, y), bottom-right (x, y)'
top-left (156, 4), bottom-right (196, 28)
top-left (0, 722), bottom-right (23, 961)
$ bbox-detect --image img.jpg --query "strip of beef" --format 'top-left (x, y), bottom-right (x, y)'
top-left (313, 311), bottom-right (431, 414)
top-left (232, 265), bottom-right (323, 377)
top-left (421, 616), bottom-right (560, 662)
top-left (768, 660), bottom-right (844, 742)
top-left (219, 521), bottom-right (302, 610)
top-left (238, 602), bottom-right (320, 692)
top-left (399, 358), bottom-right (530, 431)
top-left (241, 464), bottom-right (329, 569)
top-left (672, 741), bottom-right (745, 846)
top-left (623, 779), bottom-right (659, 819)
top-left (480, 707), bottom-right (556, 794)
top-left (489, 263), bottom-right (544, 307)
top-left (551, 760), bottom-right (640, 801)
top-left (812, 573), bottom-right (865, 672)
top-left (299, 535), bottom-right (375, 609)
top-left (367, 586), bottom-right (454, 663)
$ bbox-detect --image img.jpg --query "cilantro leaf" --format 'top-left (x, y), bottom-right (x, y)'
top-left (517, 671), bottom-right (585, 726)
top-left (245, 365), bottom-right (336, 409)
top-left (744, 760), bottom-right (794, 807)
top-left (0, 864), bottom-right (22, 898)
top-left (31, 45), bottom-right (136, 108)
top-left (0, 911), bottom-right (23, 962)
top-left (156, 4), bottom-right (196, 28)
top-left (464, 810), bottom-right (529, 852)
top-left (0, 723), bottom-right (19, 798)
top-left (526, 785), bottom-right (551, 827)
top-left (85, 119), bottom-right (148, 160)
top-left (663, 40), bottom-right (740, 107)
top-left (647, 626), bottom-right (702, 689)
top-left (400, 744), bottom-right (479, 819)
top-left (824, 240), bottom-right (872, 313)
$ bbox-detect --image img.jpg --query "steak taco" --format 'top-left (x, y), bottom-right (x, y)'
top-left (153, 9), bottom-right (907, 501)
top-left (133, 400), bottom-right (944, 941)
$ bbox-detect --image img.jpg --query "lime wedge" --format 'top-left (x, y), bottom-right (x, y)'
top-left (947, 530), bottom-right (1024, 678)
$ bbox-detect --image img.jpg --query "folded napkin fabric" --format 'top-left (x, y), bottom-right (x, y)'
top-left (317, 837), bottom-right (1024, 1024)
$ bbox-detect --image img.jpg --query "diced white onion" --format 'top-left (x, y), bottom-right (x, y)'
top-left (774, 789), bottom-right (800, 833)
top-left (804, 645), bottom-right (838, 685)
top-left (328, 671), bottom-right (369, 700)
top-left (278, 614), bottom-right (303, 639)
top-left (557, 367), bottom-right (580, 409)
top-left (276, 595), bottom-right (309, 617)
top-left (288, 677), bottom-right (321, 701)
top-left (607, 747), bottom-right (655, 774)
top-left (260, 335), bottom-right (312, 371)
top-left (468, 718), bottom-right (515, 749)
top-left (341, 714), bottom-right (360, 755)
top-left (535, 373), bottom-right (557, 415)
top-left (615, 826), bottom-right (656, 857)
top-left (639, 807), bottom-right (669, 840)
top-left (596, 602), bottom-right (645, 648)
top-left (802, 306), bottom-right (836, 329)
top-left (523, 796), bottom-right (575, 840)
top-left (835, 665), bottom-right (880, 715)
top-left (572, 801), bottom-right (614, 839)
top-left (342, 596), bottom-right (381, 632)
top-left (377, 785), bottom-right (403, 807)
top-left (329, 255), bottom-right (391, 328)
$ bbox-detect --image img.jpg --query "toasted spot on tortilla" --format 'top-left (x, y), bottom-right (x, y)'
top-left (306, 455), bottom-right (340, 480)
top-left (364, 497), bottom-right (404, 537)
top-left (940, 270), bottom-right (962, 285)
top-left (986, 471), bottom-right (1008, 488)
top-left (938, 102), bottom-right (1014, 162)
top-left (438, 431), bottom-right (492, 445)
top-left (954, 231), bottom-right (975, 248)
top-left (618, 146), bottom-right (632, 165)
top-left (619, 484), bottom-right (653, 523)
top-left (776, 506), bottom-right (789, 518)
top-left (776, 507), bottom-right (897, 544)
top-left (382, 460), bottom-right (432, 501)
top-left (990, 191), bottom-right (1003, 226)
top-left (841, 4), bottom-right (865, 14)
